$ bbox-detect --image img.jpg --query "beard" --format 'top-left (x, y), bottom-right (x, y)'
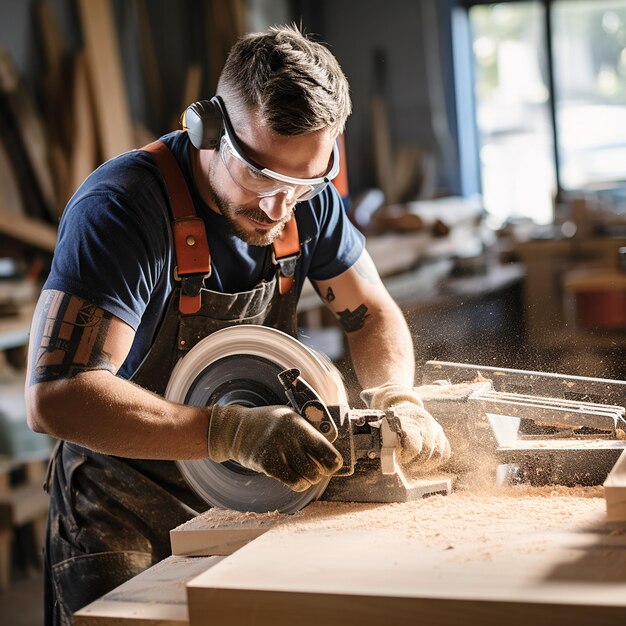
top-left (210, 185), bottom-right (292, 247)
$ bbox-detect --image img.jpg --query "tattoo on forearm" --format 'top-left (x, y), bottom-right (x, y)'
top-left (337, 304), bottom-right (369, 333)
top-left (30, 291), bottom-right (116, 385)
top-left (326, 287), bottom-right (335, 303)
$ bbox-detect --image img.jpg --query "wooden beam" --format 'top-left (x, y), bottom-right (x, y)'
top-left (74, 556), bottom-right (222, 626)
top-left (77, 0), bottom-right (135, 161)
top-left (0, 48), bottom-right (57, 219)
top-left (186, 491), bottom-right (626, 626)
top-left (0, 209), bottom-right (57, 252)
top-left (605, 449), bottom-right (626, 521)
top-left (170, 508), bottom-right (282, 557)
top-left (68, 52), bottom-right (97, 200)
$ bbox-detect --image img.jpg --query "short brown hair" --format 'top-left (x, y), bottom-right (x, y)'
top-left (217, 24), bottom-right (351, 136)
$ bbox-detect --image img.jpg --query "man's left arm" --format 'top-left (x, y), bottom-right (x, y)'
top-left (312, 249), bottom-right (413, 389)
top-left (312, 249), bottom-right (451, 472)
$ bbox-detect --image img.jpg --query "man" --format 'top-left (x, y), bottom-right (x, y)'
top-left (26, 25), bottom-right (450, 625)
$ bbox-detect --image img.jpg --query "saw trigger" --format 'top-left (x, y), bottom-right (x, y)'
top-left (278, 368), bottom-right (339, 443)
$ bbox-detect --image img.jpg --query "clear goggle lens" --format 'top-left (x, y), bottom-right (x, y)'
top-left (219, 135), bottom-right (335, 202)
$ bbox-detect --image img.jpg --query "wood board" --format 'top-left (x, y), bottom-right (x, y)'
top-left (0, 48), bottom-right (57, 218)
top-left (0, 135), bottom-right (25, 216)
top-left (185, 489), bottom-right (626, 626)
top-left (77, 0), bottom-right (135, 161)
top-left (605, 449), bottom-right (626, 521)
top-left (171, 508), bottom-right (282, 557)
top-left (35, 0), bottom-right (73, 215)
top-left (68, 52), bottom-right (97, 199)
top-left (74, 556), bottom-right (223, 626)
top-left (0, 210), bottom-right (57, 252)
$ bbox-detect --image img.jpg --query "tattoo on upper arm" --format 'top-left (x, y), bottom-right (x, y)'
top-left (325, 287), bottom-right (335, 303)
top-left (30, 291), bottom-right (116, 385)
top-left (337, 304), bottom-right (369, 333)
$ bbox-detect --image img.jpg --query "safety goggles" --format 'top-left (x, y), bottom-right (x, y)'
top-left (216, 97), bottom-right (340, 202)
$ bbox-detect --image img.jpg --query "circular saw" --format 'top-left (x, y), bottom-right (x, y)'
top-left (166, 325), bottom-right (348, 514)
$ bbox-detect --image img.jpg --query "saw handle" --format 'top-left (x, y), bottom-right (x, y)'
top-left (278, 368), bottom-right (339, 443)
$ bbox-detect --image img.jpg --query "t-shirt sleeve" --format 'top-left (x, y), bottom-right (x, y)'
top-left (305, 184), bottom-right (365, 281)
top-left (44, 190), bottom-right (169, 330)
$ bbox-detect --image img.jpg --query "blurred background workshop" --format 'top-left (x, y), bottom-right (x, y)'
top-left (0, 1), bottom-right (626, 625)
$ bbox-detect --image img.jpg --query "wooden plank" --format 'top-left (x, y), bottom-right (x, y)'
top-left (132, 0), bottom-right (164, 132)
top-left (168, 63), bottom-right (202, 133)
top-left (170, 507), bottom-right (279, 557)
top-left (0, 210), bottom-right (57, 252)
top-left (0, 48), bottom-right (57, 218)
top-left (77, 0), bottom-right (135, 161)
top-left (68, 52), bottom-right (98, 199)
top-left (35, 0), bottom-right (73, 215)
top-left (0, 63), bottom-right (49, 221)
top-left (605, 449), bottom-right (626, 521)
top-left (187, 489), bottom-right (626, 626)
top-left (0, 134), bottom-right (25, 216)
top-left (74, 555), bottom-right (223, 626)
top-left (204, 0), bottom-right (246, 93)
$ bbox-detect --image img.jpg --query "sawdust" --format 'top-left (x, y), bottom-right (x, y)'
top-left (274, 485), bottom-right (618, 565)
top-left (177, 483), bottom-right (626, 571)
top-left (172, 508), bottom-right (283, 531)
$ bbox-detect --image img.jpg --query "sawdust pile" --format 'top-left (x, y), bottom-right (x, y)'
top-left (285, 486), bottom-right (607, 540)
top-left (279, 486), bottom-right (623, 566)
top-left (177, 485), bottom-right (626, 570)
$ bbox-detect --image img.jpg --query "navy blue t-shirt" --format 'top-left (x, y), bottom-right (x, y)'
top-left (44, 131), bottom-right (365, 379)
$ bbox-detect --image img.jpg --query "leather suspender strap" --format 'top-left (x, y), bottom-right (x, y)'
top-left (144, 139), bottom-right (300, 301)
top-left (272, 216), bottom-right (300, 295)
top-left (143, 141), bottom-right (211, 314)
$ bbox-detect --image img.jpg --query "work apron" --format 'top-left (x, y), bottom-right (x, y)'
top-left (44, 142), bottom-right (300, 625)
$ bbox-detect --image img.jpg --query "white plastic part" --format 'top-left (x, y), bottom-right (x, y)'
top-left (167, 325), bottom-right (347, 513)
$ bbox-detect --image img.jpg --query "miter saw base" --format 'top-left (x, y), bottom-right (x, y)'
top-left (321, 463), bottom-right (452, 503)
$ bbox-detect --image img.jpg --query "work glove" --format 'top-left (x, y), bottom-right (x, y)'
top-left (208, 404), bottom-right (344, 492)
top-left (360, 384), bottom-right (451, 475)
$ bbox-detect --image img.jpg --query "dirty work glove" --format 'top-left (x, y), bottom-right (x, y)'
top-left (208, 404), bottom-right (343, 492)
top-left (360, 384), bottom-right (451, 474)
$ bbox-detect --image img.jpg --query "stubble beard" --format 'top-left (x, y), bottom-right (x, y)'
top-left (210, 185), bottom-right (292, 247)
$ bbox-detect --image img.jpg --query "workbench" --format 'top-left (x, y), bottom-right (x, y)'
top-left (75, 485), bottom-right (626, 626)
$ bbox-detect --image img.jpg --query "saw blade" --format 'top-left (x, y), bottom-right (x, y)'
top-left (167, 325), bottom-right (347, 513)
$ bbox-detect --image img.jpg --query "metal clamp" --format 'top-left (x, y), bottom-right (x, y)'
top-left (271, 251), bottom-right (300, 278)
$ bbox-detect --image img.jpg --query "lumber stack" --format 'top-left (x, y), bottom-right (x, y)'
top-left (0, 0), bottom-right (248, 254)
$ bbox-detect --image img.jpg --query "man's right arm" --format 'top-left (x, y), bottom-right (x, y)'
top-left (25, 289), bottom-right (342, 489)
top-left (25, 289), bottom-right (211, 460)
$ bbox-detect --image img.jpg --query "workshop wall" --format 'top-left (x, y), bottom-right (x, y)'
top-left (298, 0), bottom-right (462, 198)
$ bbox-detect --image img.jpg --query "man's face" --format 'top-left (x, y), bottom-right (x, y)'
top-left (199, 106), bottom-right (336, 247)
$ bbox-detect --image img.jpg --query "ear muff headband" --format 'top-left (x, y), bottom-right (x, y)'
top-left (180, 96), bottom-right (225, 150)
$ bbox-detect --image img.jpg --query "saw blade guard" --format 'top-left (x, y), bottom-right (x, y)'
top-left (166, 325), bottom-right (347, 514)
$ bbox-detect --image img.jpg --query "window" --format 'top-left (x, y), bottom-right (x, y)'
top-left (553, 1), bottom-right (626, 190)
top-left (462, 0), bottom-right (626, 225)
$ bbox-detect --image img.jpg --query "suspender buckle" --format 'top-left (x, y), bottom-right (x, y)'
top-left (271, 251), bottom-right (300, 278)
top-left (174, 266), bottom-right (211, 298)
top-left (174, 265), bottom-right (212, 282)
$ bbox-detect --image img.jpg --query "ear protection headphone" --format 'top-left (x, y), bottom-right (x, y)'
top-left (180, 96), bottom-right (225, 150)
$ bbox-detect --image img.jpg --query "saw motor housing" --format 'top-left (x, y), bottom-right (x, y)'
top-left (278, 367), bottom-right (451, 503)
